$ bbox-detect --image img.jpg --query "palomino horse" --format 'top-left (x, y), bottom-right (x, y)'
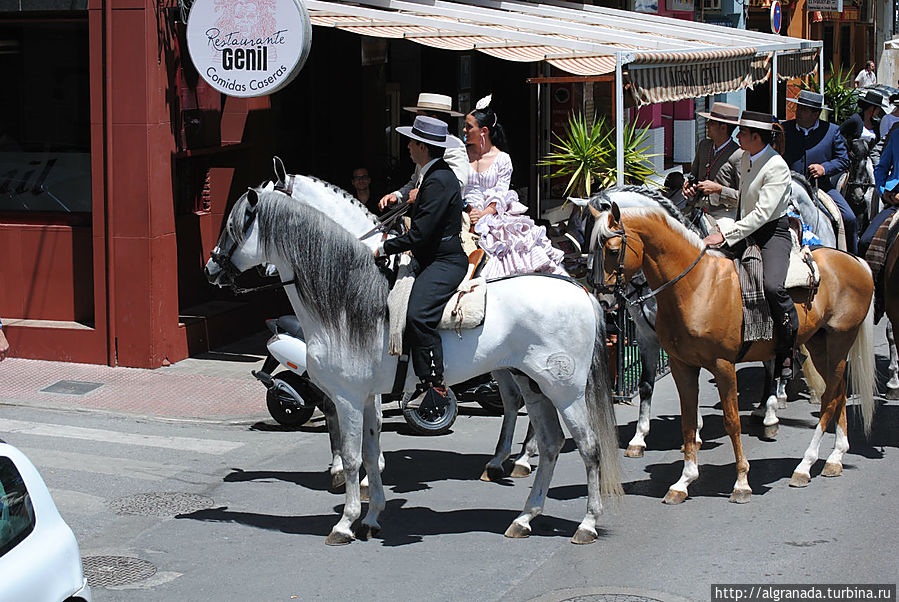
top-left (591, 203), bottom-right (875, 503)
top-left (880, 229), bottom-right (899, 395)
top-left (205, 179), bottom-right (622, 545)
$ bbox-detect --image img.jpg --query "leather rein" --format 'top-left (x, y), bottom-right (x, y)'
top-left (601, 223), bottom-right (709, 308)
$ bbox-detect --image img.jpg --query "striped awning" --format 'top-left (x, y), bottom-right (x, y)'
top-left (625, 48), bottom-right (756, 105)
top-left (750, 48), bottom-right (819, 85)
top-left (306, 0), bottom-right (818, 94)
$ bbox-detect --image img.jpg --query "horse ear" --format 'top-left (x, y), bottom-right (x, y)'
top-left (273, 156), bottom-right (287, 187)
top-left (247, 189), bottom-right (259, 208)
top-left (588, 203), bottom-right (603, 219)
top-left (611, 202), bottom-right (621, 223)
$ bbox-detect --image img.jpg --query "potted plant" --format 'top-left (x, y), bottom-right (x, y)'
top-left (801, 63), bottom-right (857, 124)
top-left (538, 112), bottom-right (660, 199)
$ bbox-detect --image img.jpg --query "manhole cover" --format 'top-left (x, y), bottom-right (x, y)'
top-left (82, 556), bottom-right (157, 587)
top-left (561, 594), bottom-right (664, 602)
top-left (108, 492), bottom-right (214, 517)
top-left (41, 380), bottom-right (104, 395)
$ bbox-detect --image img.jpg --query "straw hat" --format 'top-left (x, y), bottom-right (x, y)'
top-left (697, 102), bottom-right (741, 126)
top-left (403, 93), bottom-right (464, 117)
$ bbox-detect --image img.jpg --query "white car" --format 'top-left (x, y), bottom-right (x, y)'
top-left (0, 441), bottom-right (91, 602)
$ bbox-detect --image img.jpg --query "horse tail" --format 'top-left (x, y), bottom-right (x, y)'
top-left (848, 290), bottom-right (876, 437)
top-left (586, 294), bottom-right (624, 503)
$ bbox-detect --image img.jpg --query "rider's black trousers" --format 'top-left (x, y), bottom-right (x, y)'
top-left (407, 239), bottom-right (468, 385)
top-left (730, 216), bottom-right (799, 355)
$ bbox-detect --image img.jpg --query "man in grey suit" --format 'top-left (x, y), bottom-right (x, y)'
top-left (684, 102), bottom-right (743, 221)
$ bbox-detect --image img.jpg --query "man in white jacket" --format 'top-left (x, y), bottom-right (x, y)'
top-left (703, 110), bottom-right (797, 381)
top-left (379, 93), bottom-right (469, 209)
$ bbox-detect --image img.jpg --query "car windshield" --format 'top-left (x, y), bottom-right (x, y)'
top-left (0, 457), bottom-right (35, 557)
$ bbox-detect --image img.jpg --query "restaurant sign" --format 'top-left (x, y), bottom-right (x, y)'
top-left (186, 0), bottom-right (312, 98)
top-left (806, 0), bottom-right (843, 12)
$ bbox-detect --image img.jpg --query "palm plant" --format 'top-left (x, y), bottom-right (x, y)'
top-left (801, 63), bottom-right (858, 124)
top-left (538, 112), bottom-right (659, 198)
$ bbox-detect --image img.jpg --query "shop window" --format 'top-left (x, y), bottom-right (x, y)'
top-left (0, 19), bottom-right (90, 213)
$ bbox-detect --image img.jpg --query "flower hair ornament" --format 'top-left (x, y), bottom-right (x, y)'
top-left (475, 93), bottom-right (498, 127)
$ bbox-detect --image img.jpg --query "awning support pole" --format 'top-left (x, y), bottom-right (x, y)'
top-left (772, 52), bottom-right (779, 116)
top-left (616, 51), bottom-right (625, 187)
top-left (819, 47), bottom-right (824, 97)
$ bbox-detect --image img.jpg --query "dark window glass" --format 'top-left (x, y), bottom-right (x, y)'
top-left (0, 19), bottom-right (91, 213)
top-left (0, 456), bottom-right (36, 557)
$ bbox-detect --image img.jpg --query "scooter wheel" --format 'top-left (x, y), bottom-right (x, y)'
top-left (401, 388), bottom-right (458, 436)
top-left (267, 371), bottom-right (318, 426)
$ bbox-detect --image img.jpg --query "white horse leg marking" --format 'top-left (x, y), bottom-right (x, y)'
top-left (511, 423), bottom-right (537, 478)
top-left (322, 397), bottom-right (346, 490)
top-left (695, 405), bottom-right (704, 446)
top-left (887, 323), bottom-right (899, 391)
top-left (483, 369), bottom-right (522, 481)
top-left (504, 383), bottom-right (564, 539)
top-left (360, 396), bottom-right (386, 537)
top-left (626, 397), bottom-right (651, 456)
top-left (822, 425), bottom-right (849, 477)
top-left (791, 424), bottom-right (824, 487)
top-left (669, 459), bottom-right (699, 496)
top-left (763, 394), bottom-right (779, 427)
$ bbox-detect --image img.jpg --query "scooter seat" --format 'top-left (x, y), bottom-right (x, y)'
top-left (276, 315), bottom-right (305, 339)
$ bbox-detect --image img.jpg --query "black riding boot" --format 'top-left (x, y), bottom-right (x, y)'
top-left (773, 313), bottom-right (798, 381)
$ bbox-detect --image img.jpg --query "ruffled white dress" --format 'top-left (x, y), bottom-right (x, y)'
top-left (464, 151), bottom-right (566, 279)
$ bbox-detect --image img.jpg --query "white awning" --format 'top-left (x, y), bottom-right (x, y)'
top-left (306, 0), bottom-right (820, 99)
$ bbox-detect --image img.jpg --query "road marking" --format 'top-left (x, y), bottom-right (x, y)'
top-left (17, 447), bottom-right (183, 481)
top-left (0, 419), bottom-right (243, 455)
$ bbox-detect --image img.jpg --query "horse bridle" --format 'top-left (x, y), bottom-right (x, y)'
top-left (597, 218), bottom-right (709, 308)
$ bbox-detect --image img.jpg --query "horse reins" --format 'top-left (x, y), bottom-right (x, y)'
top-left (602, 223), bottom-right (709, 308)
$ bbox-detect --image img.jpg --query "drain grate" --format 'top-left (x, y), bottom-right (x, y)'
top-left (41, 380), bottom-right (104, 395)
top-left (82, 556), bottom-right (157, 587)
top-left (108, 492), bottom-right (214, 517)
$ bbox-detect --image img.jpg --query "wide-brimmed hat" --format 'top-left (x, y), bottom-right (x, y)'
top-left (787, 90), bottom-right (825, 110)
top-left (738, 111), bottom-right (776, 131)
top-left (890, 92), bottom-right (899, 107)
top-left (403, 93), bottom-right (464, 117)
top-left (697, 102), bottom-right (741, 126)
top-left (396, 115), bottom-right (463, 148)
top-left (857, 89), bottom-right (885, 110)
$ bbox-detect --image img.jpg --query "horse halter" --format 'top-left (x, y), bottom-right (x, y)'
top-left (594, 226), bottom-right (629, 297)
top-left (597, 217), bottom-right (709, 308)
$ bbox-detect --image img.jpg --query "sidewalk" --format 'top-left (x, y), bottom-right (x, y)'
top-left (0, 331), bottom-right (272, 423)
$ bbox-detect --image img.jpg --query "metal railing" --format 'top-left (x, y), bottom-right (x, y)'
top-left (610, 307), bottom-right (669, 403)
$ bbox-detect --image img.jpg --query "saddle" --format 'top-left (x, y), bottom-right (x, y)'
top-left (386, 251), bottom-right (489, 356)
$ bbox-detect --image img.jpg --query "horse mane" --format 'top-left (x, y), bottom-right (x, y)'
top-left (597, 205), bottom-right (707, 252)
top-left (231, 188), bottom-right (388, 348)
top-left (588, 185), bottom-right (695, 231)
top-left (790, 170), bottom-right (816, 200)
top-left (295, 174), bottom-right (381, 221)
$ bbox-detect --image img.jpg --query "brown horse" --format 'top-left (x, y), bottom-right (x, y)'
top-left (883, 233), bottom-right (899, 364)
top-left (591, 203), bottom-right (875, 504)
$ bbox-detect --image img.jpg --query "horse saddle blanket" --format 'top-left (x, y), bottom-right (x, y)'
top-left (784, 222), bottom-right (820, 290)
top-left (387, 253), bottom-right (487, 356)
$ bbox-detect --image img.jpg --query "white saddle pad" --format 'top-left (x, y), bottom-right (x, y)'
top-left (785, 227), bottom-right (820, 290)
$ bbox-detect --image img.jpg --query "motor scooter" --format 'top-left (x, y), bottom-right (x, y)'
top-left (252, 315), bottom-right (502, 435)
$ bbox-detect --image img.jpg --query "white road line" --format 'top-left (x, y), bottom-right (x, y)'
top-left (0, 418), bottom-right (243, 455)
top-left (17, 447), bottom-right (183, 481)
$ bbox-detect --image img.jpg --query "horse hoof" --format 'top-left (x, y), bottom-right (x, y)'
top-left (486, 465), bottom-right (506, 482)
top-left (763, 424), bottom-right (779, 439)
top-left (510, 463), bottom-right (532, 478)
top-left (355, 523), bottom-right (380, 541)
top-left (504, 521), bottom-right (531, 538)
top-left (887, 387), bottom-right (899, 400)
top-left (330, 472), bottom-right (346, 492)
top-left (360, 485), bottom-right (370, 502)
top-left (624, 445), bottom-right (645, 458)
top-left (790, 472), bottom-right (811, 487)
top-left (571, 527), bottom-right (597, 545)
top-left (729, 489), bottom-right (752, 504)
top-left (777, 397), bottom-right (788, 410)
top-left (325, 530), bottom-right (354, 546)
top-left (662, 489), bottom-right (687, 504)
top-left (821, 462), bottom-right (843, 477)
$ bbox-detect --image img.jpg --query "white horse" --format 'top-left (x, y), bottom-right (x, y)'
top-left (204, 177), bottom-right (623, 545)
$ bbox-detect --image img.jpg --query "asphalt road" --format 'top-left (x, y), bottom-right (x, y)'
top-left (1, 335), bottom-right (897, 601)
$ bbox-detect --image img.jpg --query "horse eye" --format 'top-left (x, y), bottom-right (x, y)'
top-left (607, 247), bottom-right (620, 256)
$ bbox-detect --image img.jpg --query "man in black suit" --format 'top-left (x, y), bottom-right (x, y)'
top-left (376, 115), bottom-right (468, 398)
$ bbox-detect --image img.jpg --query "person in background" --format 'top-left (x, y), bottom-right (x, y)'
top-left (839, 89), bottom-right (885, 149)
top-left (854, 60), bottom-right (876, 88)
top-left (683, 101), bottom-right (743, 221)
top-left (781, 90), bottom-right (854, 253)
top-left (350, 166), bottom-right (381, 215)
top-left (880, 93), bottom-right (899, 142)
top-left (663, 171), bottom-right (686, 210)
top-left (0, 318), bottom-right (9, 361)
